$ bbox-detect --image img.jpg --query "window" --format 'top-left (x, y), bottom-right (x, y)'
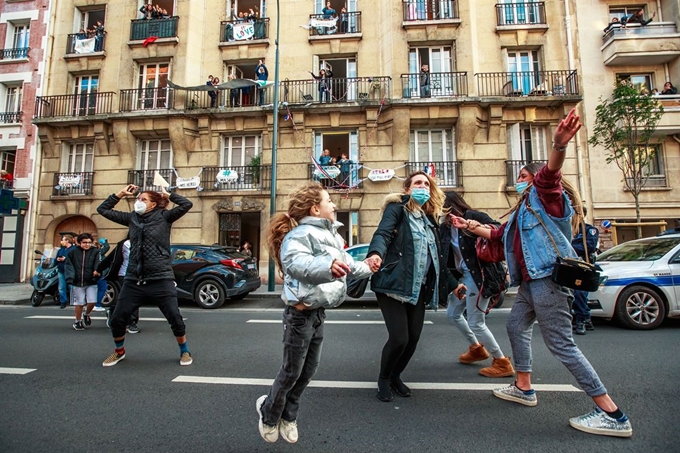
top-left (11, 22), bottom-right (30, 49)
top-left (219, 213), bottom-right (242, 248)
top-left (1, 149), bottom-right (16, 175)
top-left (222, 135), bottom-right (260, 167)
top-left (137, 139), bottom-right (172, 171)
top-left (638, 145), bottom-right (667, 187)
top-left (616, 73), bottom-right (654, 92)
top-left (73, 75), bottom-right (98, 115)
top-left (507, 123), bottom-right (547, 185)
top-left (499, 0), bottom-right (542, 25)
top-left (138, 0), bottom-right (176, 17)
top-left (64, 143), bottom-right (94, 173)
top-left (408, 46), bottom-right (455, 96)
top-left (3, 85), bottom-right (22, 113)
top-left (227, 0), bottom-right (267, 18)
top-left (410, 129), bottom-right (456, 162)
top-left (137, 62), bottom-right (170, 109)
top-left (74, 7), bottom-right (106, 32)
top-left (507, 50), bottom-right (542, 95)
top-left (608, 6), bottom-right (644, 23)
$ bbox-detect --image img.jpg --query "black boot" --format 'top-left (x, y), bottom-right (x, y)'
top-left (575, 320), bottom-right (586, 335)
top-left (390, 376), bottom-right (411, 397)
top-left (584, 319), bottom-right (595, 331)
top-left (377, 378), bottom-right (393, 402)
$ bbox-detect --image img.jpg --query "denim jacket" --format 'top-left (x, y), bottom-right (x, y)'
top-left (503, 186), bottom-right (577, 286)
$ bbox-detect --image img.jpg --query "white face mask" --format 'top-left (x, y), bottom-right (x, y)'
top-left (134, 200), bottom-right (147, 215)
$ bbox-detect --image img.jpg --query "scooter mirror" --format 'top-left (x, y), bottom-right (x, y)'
top-left (34, 250), bottom-right (42, 255)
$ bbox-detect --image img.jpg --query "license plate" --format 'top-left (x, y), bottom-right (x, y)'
top-left (247, 264), bottom-right (256, 270)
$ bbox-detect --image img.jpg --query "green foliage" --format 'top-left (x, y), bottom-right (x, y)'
top-left (249, 155), bottom-right (261, 183)
top-left (588, 81), bottom-right (664, 228)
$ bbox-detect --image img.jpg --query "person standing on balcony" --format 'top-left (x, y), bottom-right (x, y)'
top-left (0, 170), bottom-right (13, 188)
top-left (661, 81), bottom-right (678, 95)
top-left (322, 2), bottom-right (336, 34)
top-left (255, 60), bottom-right (269, 106)
top-left (420, 64), bottom-right (431, 98)
top-left (209, 77), bottom-right (220, 108)
top-left (139, 4), bottom-right (153, 20)
top-left (229, 73), bottom-right (240, 107)
top-left (340, 7), bottom-right (348, 33)
top-left (625, 8), bottom-right (656, 26)
top-left (310, 69), bottom-right (332, 103)
top-left (97, 184), bottom-right (194, 367)
top-left (336, 153), bottom-right (353, 188)
top-left (94, 21), bottom-right (105, 51)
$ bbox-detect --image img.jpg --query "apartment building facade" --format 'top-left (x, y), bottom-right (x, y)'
top-left (32, 0), bottom-right (583, 284)
top-left (0, 0), bottom-right (51, 283)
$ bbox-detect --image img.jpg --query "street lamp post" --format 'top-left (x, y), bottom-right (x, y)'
top-left (268, 0), bottom-right (281, 291)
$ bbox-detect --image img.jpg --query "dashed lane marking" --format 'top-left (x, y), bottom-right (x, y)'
top-left (24, 316), bottom-right (179, 321)
top-left (171, 376), bottom-right (580, 392)
top-left (0, 367), bottom-right (36, 375)
top-left (247, 320), bottom-right (434, 325)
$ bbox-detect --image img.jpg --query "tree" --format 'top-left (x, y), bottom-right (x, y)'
top-left (588, 81), bottom-right (664, 238)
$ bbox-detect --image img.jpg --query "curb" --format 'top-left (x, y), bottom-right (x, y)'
top-left (1, 299), bottom-right (31, 306)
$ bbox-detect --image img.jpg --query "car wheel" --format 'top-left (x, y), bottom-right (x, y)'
top-left (614, 285), bottom-right (666, 330)
top-left (229, 292), bottom-right (250, 301)
top-left (101, 281), bottom-right (119, 308)
top-left (30, 290), bottom-right (44, 307)
top-left (194, 279), bottom-right (226, 309)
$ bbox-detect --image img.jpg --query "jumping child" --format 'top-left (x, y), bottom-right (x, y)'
top-left (256, 181), bottom-right (376, 444)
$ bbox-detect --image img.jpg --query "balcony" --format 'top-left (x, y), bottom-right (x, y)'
top-left (505, 160), bottom-right (546, 187)
top-left (281, 77), bottom-right (390, 105)
top-left (475, 70), bottom-right (580, 101)
top-left (308, 12), bottom-right (361, 37)
top-left (402, 0), bottom-right (459, 22)
top-left (401, 72), bottom-right (468, 99)
top-left (308, 163), bottom-right (364, 191)
top-left (129, 17), bottom-right (179, 41)
top-left (52, 172), bottom-right (94, 197)
top-left (66, 34), bottom-right (106, 55)
top-left (1, 178), bottom-right (13, 190)
top-left (654, 95), bottom-right (680, 135)
top-left (128, 169), bottom-right (175, 192)
top-left (0, 112), bottom-right (22, 123)
top-left (201, 165), bottom-right (272, 192)
top-left (601, 22), bottom-right (680, 66)
top-left (184, 86), bottom-right (268, 109)
top-left (220, 18), bottom-right (270, 43)
top-left (406, 161), bottom-right (462, 188)
top-left (495, 2), bottom-right (547, 27)
top-left (0, 47), bottom-right (29, 60)
top-left (33, 93), bottom-right (115, 119)
top-left (120, 88), bottom-right (173, 111)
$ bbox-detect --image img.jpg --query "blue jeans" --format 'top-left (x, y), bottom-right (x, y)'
top-left (261, 306), bottom-right (325, 425)
top-left (507, 277), bottom-right (606, 397)
top-left (447, 269), bottom-right (503, 358)
top-left (572, 290), bottom-right (590, 322)
top-left (58, 271), bottom-right (68, 304)
top-left (97, 279), bottom-right (107, 306)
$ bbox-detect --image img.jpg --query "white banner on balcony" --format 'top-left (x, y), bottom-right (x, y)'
top-left (58, 174), bottom-right (82, 188)
top-left (74, 38), bottom-right (96, 54)
top-left (233, 23), bottom-right (254, 40)
top-left (153, 171), bottom-right (170, 189)
top-left (175, 176), bottom-right (201, 189)
top-left (216, 169), bottom-right (239, 183)
top-left (367, 168), bottom-right (395, 182)
top-left (301, 17), bottom-right (337, 29)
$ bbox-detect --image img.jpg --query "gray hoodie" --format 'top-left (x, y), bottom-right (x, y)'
top-left (280, 216), bottom-right (372, 309)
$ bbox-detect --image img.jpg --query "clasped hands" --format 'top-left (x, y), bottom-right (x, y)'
top-left (449, 214), bottom-right (486, 231)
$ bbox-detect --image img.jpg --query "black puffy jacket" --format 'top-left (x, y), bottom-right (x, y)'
top-left (97, 192), bottom-right (192, 282)
top-left (65, 246), bottom-right (100, 287)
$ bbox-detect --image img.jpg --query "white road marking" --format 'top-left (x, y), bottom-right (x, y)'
top-left (172, 376), bottom-right (581, 392)
top-left (247, 320), bottom-right (434, 325)
top-left (0, 367), bottom-right (36, 375)
top-left (24, 316), bottom-right (178, 321)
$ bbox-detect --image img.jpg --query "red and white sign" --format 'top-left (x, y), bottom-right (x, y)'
top-left (367, 169), bottom-right (395, 182)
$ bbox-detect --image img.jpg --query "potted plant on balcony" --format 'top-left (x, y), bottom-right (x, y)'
top-left (249, 155), bottom-right (261, 185)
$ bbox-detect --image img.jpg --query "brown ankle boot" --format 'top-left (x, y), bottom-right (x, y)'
top-left (458, 344), bottom-right (490, 364)
top-left (479, 357), bottom-right (515, 378)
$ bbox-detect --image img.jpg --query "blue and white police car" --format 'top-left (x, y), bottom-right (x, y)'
top-left (588, 233), bottom-right (680, 330)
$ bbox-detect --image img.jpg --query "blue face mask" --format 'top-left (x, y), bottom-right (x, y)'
top-left (515, 181), bottom-right (530, 195)
top-left (410, 188), bottom-right (431, 206)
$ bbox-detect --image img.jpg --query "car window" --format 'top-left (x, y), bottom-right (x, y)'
top-left (597, 237), bottom-right (680, 262)
top-left (173, 248), bottom-right (197, 261)
top-left (347, 245), bottom-right (368, 261)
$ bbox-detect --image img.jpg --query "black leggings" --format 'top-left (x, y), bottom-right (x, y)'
top-left (376, 291), bottom-right (427, 380)
top-left (111, 279), bottom-right (185, 338)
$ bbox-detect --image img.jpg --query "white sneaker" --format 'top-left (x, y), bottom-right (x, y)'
top-left (569, 407), bottom-right (632, 438)
top-left (93, 306), bottom-right (106, 312)
top-left (256, 395), bottom-right (279, 443)
top-left (279, 419), bottom-right (298, 443)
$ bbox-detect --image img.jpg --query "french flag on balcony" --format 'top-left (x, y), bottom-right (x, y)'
top-left (424, 163), bottom-right (436, 178)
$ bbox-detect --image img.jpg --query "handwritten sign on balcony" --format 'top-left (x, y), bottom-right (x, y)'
top-left (176, 175), bottom-right (201, 189)
top-left (313, 165), bottom-right (340, 179)
top-left (216, 169), bottom-right (239, 183)
top-left (367, 168), bottom-right (395, 182)
top-left (58, 174), bottom-right (82, 188)
top-left (233, 23), bottom-right (254, 40)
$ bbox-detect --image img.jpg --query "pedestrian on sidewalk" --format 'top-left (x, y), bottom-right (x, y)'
top-left (571, 206), bottom-right (599, 335)
top-left (97, 237), bottom-right (140, 334)
top-left (441, 191), bottom-right (514, 378)
top-left (64, 233), bottom-right (101, 331)
top-left (365, 171), bottom-right (465, 403)
top-left (450, 108), bottom-right (632, 438)
top-left (93, 238), bottom-right (110, 312)
top-left (97, 184), bottom-right (193, 367)
top-left (55, 234), bottom-right (75, 309)
top-left (255, 182), bottom-right (375, 444)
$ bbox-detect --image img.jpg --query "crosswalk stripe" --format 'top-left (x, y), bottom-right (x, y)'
top-left (0, 367), bottom-right (36, 375)
top-left (172, 376), bottom-right (581, 392)
top-left (24, 316), bottom-right (176, 322)
top-left (247, 320), bottom-right (434, 325)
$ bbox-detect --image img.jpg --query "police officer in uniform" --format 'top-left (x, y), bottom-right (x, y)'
top-left (571, 207), bottom-right (600, 335)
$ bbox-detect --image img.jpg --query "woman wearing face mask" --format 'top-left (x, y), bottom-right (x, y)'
top-left (96, 184), bottom-right (194, 367)
top-left (365, 171), bottom-right (465, 402)
top-left (449, 108), bottom-right (632, 438)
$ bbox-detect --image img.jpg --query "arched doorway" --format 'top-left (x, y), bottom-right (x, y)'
top-left (52, 216), bottom-right (98, 247)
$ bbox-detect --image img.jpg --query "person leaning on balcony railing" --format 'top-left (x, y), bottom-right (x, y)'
top-left (0, 170), bottom-right (13, 187)
top-left (602, 17), bottom-right (622, 34)
top-left (661, 81), bottom-right (678, 95)
top-left (139, 3), bottom-right (153, 19)
top-left (625, 8), bottom-right (656, 26)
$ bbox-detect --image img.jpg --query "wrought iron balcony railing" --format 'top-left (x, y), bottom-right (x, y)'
top-left (0, 47), bottom-right (29, 60)
top-left (201, 165), bottom-right (272, 191)
top-left (505, 160), bottom-right (547, 186)
top-left (184, 85), bottom-right (269, 109)
top-left (281, 77), bottom-right (390, 105)
top-left (403, 0), bottom-right (459, 21)
top-left (128, 169), bottom-right (175, 193)
top-left (1, 178), bottom-right (13, 189)
top-left (130, 17), bottom-right (179, 41)
top-left (66, 33), bottom-right (106, 54)
top-left (308, 162), bottom-right (364, 190)
top-left (52, 172), bottom-right (94, 196)
top-left (120, 88), bottom-right (173, 111)
top-left (308, 11), bottom-right (361, 36)
top-left (476, 70), bottom-right (579, 97)
top-left (34, 93), bottom-right (115, 118)
top-left (220, 18), bottom-right (270, 42)
top-left (495, 2), bottom-right (546, 26)
top-left (0, 112), bottom-right (22, 123)
top-left (401, 72), bottom-right (468, 98)
top-left (406, 161), bottom-right (462, 188)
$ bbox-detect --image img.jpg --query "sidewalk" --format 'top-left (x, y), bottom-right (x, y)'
top-left (0, 283), bottom-right (34, 305)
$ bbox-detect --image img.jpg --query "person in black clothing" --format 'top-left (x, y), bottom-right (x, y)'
top-left (97, 184), bottom-right (193, 367)
top-left (571, 207), bottom-right (599, 335)
top-left (65, 233), bottom-right (101, 331)
top-left (97, 237), bottom-right (140, 333)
